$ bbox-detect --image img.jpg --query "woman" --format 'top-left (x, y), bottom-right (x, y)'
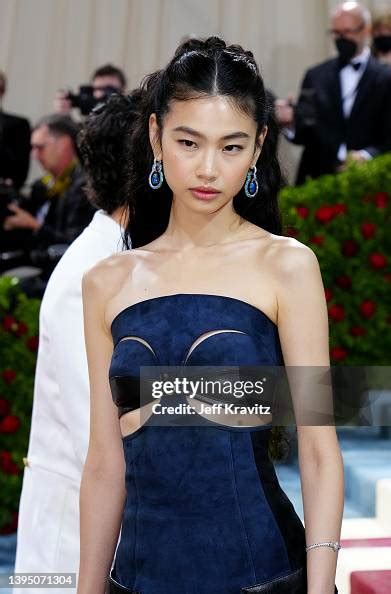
top-left (78, 37), bottom-right (344, 594)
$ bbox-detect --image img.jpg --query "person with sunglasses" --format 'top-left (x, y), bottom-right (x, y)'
top-left (276, 1), bottom-right (391, 185)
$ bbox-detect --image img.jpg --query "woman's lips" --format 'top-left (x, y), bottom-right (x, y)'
top-left (190, 187), bottom-right (221, 201)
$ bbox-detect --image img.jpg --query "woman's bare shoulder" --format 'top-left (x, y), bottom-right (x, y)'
top-left (265, 234), bottom-right (319, 278)
top-left (82, 250), bottom-right (141, 302)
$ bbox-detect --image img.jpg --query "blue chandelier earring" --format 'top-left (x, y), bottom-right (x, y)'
top-left (148, 158), bottom-right (164, 190)
top-left (244, 165), bottom-right (259, 198)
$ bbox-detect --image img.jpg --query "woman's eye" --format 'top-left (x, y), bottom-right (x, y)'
top-left (179, 139), bottom-right (197, 148)
top-left (224, 145), bottom-right (243, 152)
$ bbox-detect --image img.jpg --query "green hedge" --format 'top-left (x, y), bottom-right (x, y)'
top-left (0, 277), bottom-right (40, 533)
top-left (280, 153), bottom-right (391, 365)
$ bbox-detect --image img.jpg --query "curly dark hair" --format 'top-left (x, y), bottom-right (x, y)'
top-left (77, 91), bottom-right (142, 214)
top-left (123, 37), bottom-right (292, 460)
top-left (124, 36), bottom-right (283, 249)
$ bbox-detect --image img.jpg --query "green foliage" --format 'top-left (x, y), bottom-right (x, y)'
top-left (280, 154), bottom-right (391, 365)
top-left (0, 277), bottom-right (41, 533)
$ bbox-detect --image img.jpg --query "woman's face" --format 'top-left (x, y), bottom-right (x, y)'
top-left (149, 95), bottom-right (266, 212)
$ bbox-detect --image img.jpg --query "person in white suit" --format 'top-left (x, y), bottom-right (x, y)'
top-left (13, 93), bottom-right (140, 594)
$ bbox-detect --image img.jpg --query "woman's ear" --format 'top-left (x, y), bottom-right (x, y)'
top-left (252, 125), bottom-right (268, 166)
top-left (149, 113), bottom-right (162, 159)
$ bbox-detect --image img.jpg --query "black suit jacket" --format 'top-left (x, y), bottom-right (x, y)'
top-left (292, 56), bottom-right (391, 184)
top-left (31, 164), bottom-right (96, 247)
top-left (0, 110), bottom-right (31, 189)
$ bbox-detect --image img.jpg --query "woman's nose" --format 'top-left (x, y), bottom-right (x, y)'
top-left (195, 150), bottom-right (218, 181)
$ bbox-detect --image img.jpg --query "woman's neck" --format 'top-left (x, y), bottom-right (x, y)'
top-left (163, 196), bottom-right (246, 249)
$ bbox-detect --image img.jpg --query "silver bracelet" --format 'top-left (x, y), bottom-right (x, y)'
top-left (305, 541), bottom-right (341, 553)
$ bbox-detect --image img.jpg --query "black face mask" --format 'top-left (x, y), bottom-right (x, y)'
top-left (373, 35), bottom-right (391, 53)
top-left (335, 37), bottom-right (358, 65)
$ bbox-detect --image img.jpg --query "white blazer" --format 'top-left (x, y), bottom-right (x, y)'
top-left (13, 211), bottom-right (124, 594)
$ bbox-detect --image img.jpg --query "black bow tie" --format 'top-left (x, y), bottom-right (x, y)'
top-left (338, 59), bottom-right (362, 71)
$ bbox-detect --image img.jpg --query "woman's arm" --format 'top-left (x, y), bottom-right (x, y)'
top-left (275, 241), bottom-right (344, 594)
top-left (77, 262), bottom-right (127, 594)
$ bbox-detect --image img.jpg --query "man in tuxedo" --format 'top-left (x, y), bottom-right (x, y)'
top-left (0, 71), bottom-right (30, 189)
top-left (277, 2), bottom-right (391, 185)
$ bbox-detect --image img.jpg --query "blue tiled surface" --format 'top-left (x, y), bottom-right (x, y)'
top-left (276, 428), bottom-right (391, 520)
top-left (0, 533), bottom-right (16, 593)
top-left (0, 530), bottom-right (16, 593)
top-left (0, 567), bottom-right (14, 594)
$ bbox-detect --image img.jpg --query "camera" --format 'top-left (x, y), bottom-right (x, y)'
top-left (0, 179), bottom-right (17, 223)
top-left (66, 85), bottom-right (118, 115)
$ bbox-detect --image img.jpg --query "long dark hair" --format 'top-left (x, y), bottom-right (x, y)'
top-left (123, 39), bottom-right (289, 460)
top-left (124, 36), bottom-right (283, 249)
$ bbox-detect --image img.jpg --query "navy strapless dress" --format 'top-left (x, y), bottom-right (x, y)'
top-left (107, 294), bottom-right (307, 594)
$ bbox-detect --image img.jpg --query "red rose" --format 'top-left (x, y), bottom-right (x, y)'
top-left (332, 203), bottom-right (347, 215)
top-left (374, 192), bottom-right (388, 208)
top-left (0, 451), bottom-right (20, 475)
top-left (310, 235), bottom-right (324, 246)
top-left (16, 322), bottom-right (28, 336)
top-left (0, 415), bottom-right (20, 434)
top-left (2, 369), bottom-right (16, 384)
top-left (325, 288), bottom-right (333, 302)
top-left (350, 326), bottom-right (367, 337)
top-left (342, 239), bottom-right (359, 257)
top-left (330, 346), bottom-right (348, 361)
top-left (360, 300), bottom-right (376, 319)
top-left (328, 304), bottom-right (345, 322)
top-left (336, 275), bottom-right (352, 290)
top-left (360, 222), bottom-right (376, 239)
top-left (285, 227), bottom-right (299, 237)
top-left (2, 315), bottom-right (17, 332)
top-left (26, 336), bottom-right (39, 352)
top-left (315, 206), bottom-right (336, 223)
top-left (0, 398), bottom-right (10, 417)
top-left (369, 253), bottom-right (387, 269)
top-left (296, 205), bottom-right (310, 218)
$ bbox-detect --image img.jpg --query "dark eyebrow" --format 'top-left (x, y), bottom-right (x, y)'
top-left (172, 126), bottom-right (250, 141)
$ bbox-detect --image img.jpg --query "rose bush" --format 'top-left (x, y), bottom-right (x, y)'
top-left (281, 153), bottom-right (391, 365)
top-left (0, 277), bottom-right (40, 533)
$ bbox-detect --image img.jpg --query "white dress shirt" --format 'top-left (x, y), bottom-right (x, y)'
top-left (13, 211), bottom-right (125, 594)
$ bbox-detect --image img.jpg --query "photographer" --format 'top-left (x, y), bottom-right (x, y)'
top-left (2, 114), bottom-right (95, 285)
top-left (0, 70), bottom-right (31, 190)
top-left (276, 1), bottom-right (391, 185)
top-left (54, 63), bottom-right (127, 115)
